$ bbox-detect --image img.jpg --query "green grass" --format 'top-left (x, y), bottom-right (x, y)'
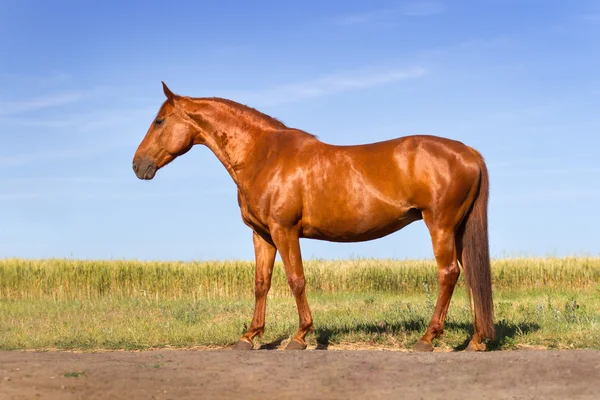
top-left (63, 371), bottom-right (86, 378)
top-left (0, 257), bottom-right (599, 350)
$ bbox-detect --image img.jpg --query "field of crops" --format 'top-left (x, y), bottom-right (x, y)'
top-left (1, 257), bottom-right (599, 350)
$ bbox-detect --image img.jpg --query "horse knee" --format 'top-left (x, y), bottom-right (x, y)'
top-left (254, 278), bottom-right (270, 297)
top-left (287, 275), bottom-right (305, 296)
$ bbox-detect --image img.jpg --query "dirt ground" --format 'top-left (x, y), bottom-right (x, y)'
top-left (1, 349), bottom-right (599, 400)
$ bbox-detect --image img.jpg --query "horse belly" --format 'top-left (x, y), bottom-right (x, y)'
top-left (301, 204), bottom-right (421, 242)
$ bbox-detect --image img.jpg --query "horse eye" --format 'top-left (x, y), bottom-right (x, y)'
top-left (155, 118), bottom-right (164, 126)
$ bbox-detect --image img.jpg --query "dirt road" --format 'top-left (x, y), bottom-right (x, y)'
top-left (1, 349), bottom-right (599, 399)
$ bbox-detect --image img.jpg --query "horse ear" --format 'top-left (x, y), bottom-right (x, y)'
top-left (162, 81), bottom-right (176, 104)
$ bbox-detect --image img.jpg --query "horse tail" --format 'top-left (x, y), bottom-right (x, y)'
top-left (460, 149), bottom-right (495, 340)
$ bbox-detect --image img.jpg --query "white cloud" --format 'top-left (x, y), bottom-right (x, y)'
top-left (0, 71), bottom-right (72, 88)
top-left (0, 92), bottom-right (84, 116)
top-left (0, 142), bottom-right (128, 169)
top-left (0, 188), bottom-right (230, 202)
top-left (0, 193), bottom-right (41, 201)
top-left (0, 106), bottom-right (156, 168)
top-left (494, 167), bottom-right (600, 177)
top-left (0, 112), bottom-right (136, 131)
top-left (402, 1), bottom-right (445, 16)
top-left (334, 8), bottom-right (396, 25)
top-left (576, 13), bottom-right (600, 22)
top-left (492, 189), bottom-right (600, 204)
top-left (333, 1), bottom-right (444, 26)
top-left (232, 66), bottom-right (427, 106)
top-left (487, 157), bottom-right (559, 170)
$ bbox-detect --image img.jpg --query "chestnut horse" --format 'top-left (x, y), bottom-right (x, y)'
top-left (133, 82), bottom-right (494, 352)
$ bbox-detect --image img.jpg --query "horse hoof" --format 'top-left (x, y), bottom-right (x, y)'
top-left (465, 341), bottom-right (486, 352)
top-left (413, 341), bottom-right (434, 352)
top-left (285, 339), bottom-right (307, 350)
top-left (232, 339), bottom-right (254, 350)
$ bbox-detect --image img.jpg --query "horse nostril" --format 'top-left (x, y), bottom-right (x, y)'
top-left (132, 160), bottom-right (138, 173)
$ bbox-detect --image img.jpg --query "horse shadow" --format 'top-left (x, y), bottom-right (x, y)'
top-left (258, 336), bottom-right (287, 350)
top-left (313, 318), bottom-right (541, 351)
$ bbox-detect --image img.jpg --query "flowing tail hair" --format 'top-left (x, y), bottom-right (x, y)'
top-left (460, 150), bottom-right (495, 340)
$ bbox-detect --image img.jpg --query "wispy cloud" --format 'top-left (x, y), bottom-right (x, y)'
top-left (0, 188), bottom-right (230, 202)
top-left (493, 166), bottom-right (600, 177)
top-left (0, 142), bottom-right (128, 169)
top-left (232, 66), bottom-right (427, 106)
top-left (1, 107), bottom-right (154, 133)
top-left (0, 176), bottom-right (133, 185)
top-left (576, 13), bottom-right (600, 22)
top-left (0, 103), bottom-right (160, 169)
top-left (0, 193), bottom-right (42, 201)
top-left (0, 92), bottom-right (84, 116)
top-left (489, 105), bottom-right (553, 123)
top-left (487, 157), bottom-right (558, 170)
top-left (0, 168), bottom-right (219, 184)
top-left (333, 1), bottom-right (444, 26)
top-left (0, 71), bottom-right (72, 88)
top-left (492, 189), bottom-right (600, 204)
top-left (402, 1), bottom-right (445, 16)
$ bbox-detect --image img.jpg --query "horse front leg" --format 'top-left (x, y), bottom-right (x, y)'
top-left (271, 225), bottom-right (313, 350)
top-left (233, 231), bottom-right (277, 350)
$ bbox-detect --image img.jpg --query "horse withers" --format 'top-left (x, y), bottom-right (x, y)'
top-left (133, 82), bottom-right (494, 352)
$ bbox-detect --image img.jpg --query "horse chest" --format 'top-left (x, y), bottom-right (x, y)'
top-left (237, 191), bottom-right (269, 233)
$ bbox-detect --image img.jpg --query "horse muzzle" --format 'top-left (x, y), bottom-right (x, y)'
top-left (132, 158), bottom-right (157, 180)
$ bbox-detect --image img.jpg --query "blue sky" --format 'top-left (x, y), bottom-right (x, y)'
top-left (0, 0), bottom-right (599, 261)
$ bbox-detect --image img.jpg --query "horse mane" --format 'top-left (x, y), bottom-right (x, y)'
top-left (188, 97), bottom-right (317, 139)
top-left (200, 97), bottom-right (286, 128)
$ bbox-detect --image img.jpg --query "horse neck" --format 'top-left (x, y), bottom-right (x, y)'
top-left (184, 97), bottom-right (282, 186)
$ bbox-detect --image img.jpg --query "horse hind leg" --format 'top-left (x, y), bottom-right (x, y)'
top-left (413, 211), bottom-right (461, 352)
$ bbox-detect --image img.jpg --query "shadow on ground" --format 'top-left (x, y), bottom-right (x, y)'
top-left (313, 318), bottom-right (541, 351)
top-left (259, 337), bottom-right (287, 350)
